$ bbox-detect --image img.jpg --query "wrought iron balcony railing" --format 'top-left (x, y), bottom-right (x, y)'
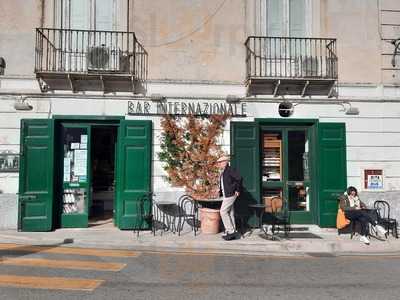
top-left (245, 36), bottom-right (337, 80)
top-left (35, 28), bottom-right (148, 93)
top-left (245, 36), bottom-right (337, 97)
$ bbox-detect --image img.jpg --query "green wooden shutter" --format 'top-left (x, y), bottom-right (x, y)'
top-left (318, 123), bottom-right (347, 227)
top-left (231, 122), bottom-right (260, 205)
top-left (19, 119), bottom-right (54, 231)
top-left (115, 120), bottom-right (152, 229)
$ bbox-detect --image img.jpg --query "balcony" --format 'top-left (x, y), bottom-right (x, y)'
top-left (245, 37), bottom-right (338, 97)
top-left (35, 28), bottom-right (148, 94)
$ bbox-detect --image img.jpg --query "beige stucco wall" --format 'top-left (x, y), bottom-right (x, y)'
top-left (0, 0), bottom-right (399, 85)
top-left (132, 0), bottom-right (246, 83)
top-left (321, 0), bottom-right (381, 84)
top-left (0, 0), bottom-right (43, 76)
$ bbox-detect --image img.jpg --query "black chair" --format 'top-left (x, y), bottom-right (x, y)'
top-left (133, 193), bottom-right (154, 238)
top-left (177, 195), bottom-right (199, 236)
top-left (374, 200), bottom-right (398, 238)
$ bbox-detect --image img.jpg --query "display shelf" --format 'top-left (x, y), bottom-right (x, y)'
top-left (262, 133), bottom-right (282, 182)
top-left (62, 188), bottom-right (85, 214)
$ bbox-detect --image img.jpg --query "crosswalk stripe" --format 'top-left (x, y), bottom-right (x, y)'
top-left (1, 257), bottom-right (126, 271)
top-left (0, 243), bottom-right (139, 257)
top-left (0, 275), bottom-right (104, 291)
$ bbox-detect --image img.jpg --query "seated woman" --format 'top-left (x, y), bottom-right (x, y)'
top-left (339, 186), bottom-right (387, 244)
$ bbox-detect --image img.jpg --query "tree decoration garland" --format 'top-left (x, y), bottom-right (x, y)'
top-left (158, 114), bottom-right (229, 200)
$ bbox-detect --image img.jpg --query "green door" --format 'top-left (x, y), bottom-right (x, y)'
top-left (115, 120), bottom-right (152, 229)
top-left (231, 122), bottom-right (260, 226)
top-left (318, 123), bottom-right (347, 227)
top-left (261, 127), bottom-right (314, 224)
top-left (60, 124), bottom-right (91, 228)
top-left (19, 119), bottom-right (54, 231)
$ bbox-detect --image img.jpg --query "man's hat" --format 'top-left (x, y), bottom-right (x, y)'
top-left (216, 155), bottom-right (230, 163)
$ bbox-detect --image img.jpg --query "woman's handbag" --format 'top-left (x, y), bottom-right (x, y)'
top-left (336, 208), bottom-right (350, 229)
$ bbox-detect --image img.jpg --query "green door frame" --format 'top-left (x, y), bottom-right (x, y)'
top-left (256, 119), bottom-right (318, 224)
top-left (53, 116), bottom-right (123, 229)
top-left (260, 125), bottom-right (314, 223)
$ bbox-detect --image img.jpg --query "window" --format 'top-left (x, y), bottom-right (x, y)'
top-left (264, 0), bottom-right (311, 37)
top-left (55, 0), bottom-right (117, 31)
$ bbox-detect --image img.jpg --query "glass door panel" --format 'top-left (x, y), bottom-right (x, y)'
top-left (61, 124), bottom-right (90, 228)
top-left (262, 131), bottom-right (282, 183)
top-left (287, 130), bottom-right (310, 211)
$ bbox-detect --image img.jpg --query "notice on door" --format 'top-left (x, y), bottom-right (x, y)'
top-left (74, 150), bottom-right (87, 177)
top-left (63, 158), bottom-right (71, 182)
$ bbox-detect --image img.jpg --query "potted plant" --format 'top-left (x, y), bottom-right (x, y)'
top-left (158, 114), bottom-right (229, 233)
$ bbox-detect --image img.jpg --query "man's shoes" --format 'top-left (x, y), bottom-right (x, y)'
top-left (222, 231), bottom-right (239, 241)
top-left (375, 224), bottom-right (388, 238)
top-left (359, 235), bottom-right (370, 245)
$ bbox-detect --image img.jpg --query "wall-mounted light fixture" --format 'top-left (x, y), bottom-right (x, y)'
top-left (340, 102), bottom-right (359, 115)
top-left (0, 57), bottom-right (6, 75)
top-left (14, 96), bottom-right (33, 111)
top-left (278, 101), bottom-right (294, 117)
top-left (391, 38), bottom-right (400, 67)
top-left (226, 94), bottom-right (241, 103)
top-left (150, 93), bottom-right (166, 102)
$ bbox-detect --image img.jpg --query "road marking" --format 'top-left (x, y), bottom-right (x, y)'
top-left (0, 243), bottom-right (139, 257)
top-left (1, 258), bottom-right (126, 271)
top-left (0, 275), bottom-right (103, 291)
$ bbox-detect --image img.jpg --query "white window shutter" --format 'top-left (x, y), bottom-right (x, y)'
top-left (267, 0), bottom-right (284, 36)
top-left (96, 0), bottom-right (114, 31)
top-left (70, 0), bottom-right (90, 30)
top-left (289, 0), bottom-right (306, 37)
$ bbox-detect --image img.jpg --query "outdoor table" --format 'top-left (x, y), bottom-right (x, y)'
top-left (154, 201), bottom-right (178, 233)
top-left (248, 203), bottom-right (267, 235)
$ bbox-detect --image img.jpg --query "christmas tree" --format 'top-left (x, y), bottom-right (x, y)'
top-left (158, 114), bottom-right (228, 200)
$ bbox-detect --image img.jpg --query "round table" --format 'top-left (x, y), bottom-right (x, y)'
top-left (154, 201), bottom-right (178, 233)
top-left (248, 203), bottom-right (267, 235)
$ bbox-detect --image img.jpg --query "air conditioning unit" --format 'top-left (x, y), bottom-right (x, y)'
top-left (87, 46), bottom-right (131, 73)
top-left (87, 45), bottom-right (111, 71)
top-left (301, 57), bottom-right (319, 77)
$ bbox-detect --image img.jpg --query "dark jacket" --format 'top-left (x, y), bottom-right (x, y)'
top-left (219, 165), bottom-right (243, 198)
top-left (339, 194), bottom-right (366, 211)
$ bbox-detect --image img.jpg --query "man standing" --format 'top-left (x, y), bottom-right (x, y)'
top-left (216, 155), bottom-right (243, 241)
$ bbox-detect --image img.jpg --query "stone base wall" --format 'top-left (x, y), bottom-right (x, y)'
top-left (0, 194), bottom-right (17, 230)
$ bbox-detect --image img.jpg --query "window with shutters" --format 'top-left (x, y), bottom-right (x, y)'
top-left (261, 0), bottom-right (312, 37)
top-left (55, 0), bottom-right (117, 31)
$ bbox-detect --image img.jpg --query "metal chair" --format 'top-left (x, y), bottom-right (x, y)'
top-left (177, 195), bottom-right (199, 236)
top-left (374, 200), bottom-right (398, 238)
top-left (133, 193), bottom-right (154, 238)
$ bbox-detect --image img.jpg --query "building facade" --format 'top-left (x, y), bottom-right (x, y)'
top-left (0, 0), bottom-right (399, 230)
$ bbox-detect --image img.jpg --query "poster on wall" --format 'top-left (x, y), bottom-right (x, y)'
top-left (364, 169), bottom-right (384, 190)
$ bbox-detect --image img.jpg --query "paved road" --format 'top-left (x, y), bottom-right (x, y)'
top-left (0, 243), bottom-right (399, 300)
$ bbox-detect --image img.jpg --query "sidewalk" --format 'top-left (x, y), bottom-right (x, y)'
top-left (1, 225), bottom-right (400, 257)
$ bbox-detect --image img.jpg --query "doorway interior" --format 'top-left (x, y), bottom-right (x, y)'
top-left (89, 126), bottom-right (118, 227)
top-left (261, 126), bottom-right (314, 224)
